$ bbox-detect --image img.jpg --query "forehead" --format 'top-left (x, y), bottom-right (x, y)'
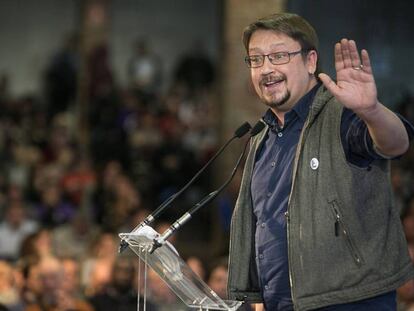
top-left (248, 30), bottom-right (299, 53)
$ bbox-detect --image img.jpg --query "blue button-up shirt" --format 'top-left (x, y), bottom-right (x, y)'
top-left (251, 84), bottom-right (413, 311)
top-left (251, 84), bottom-right (319, 310)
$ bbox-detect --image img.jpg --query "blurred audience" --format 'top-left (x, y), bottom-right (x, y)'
top-left (206, 257), bottom-right (254, 311)
top-left (0, 261), bottom-right (23, 311)
top-left (25, 257), bottom-right (93, 311)
top-left (19, 229), bottom-right (53, 264)
top-left (89, 257), bottom-right (157, 311)
top-left (207, 257), bottom-right (228, 300)
top-left (0, 202), bottom-right (38, 262)
top-left (19, 258), bottom-right (42, 307)
top-left (81, 232), bottom-right (117, 297)
top-left (44, 34), bottom-right (79, 119)
top-left (173, 40), bottom-right (215, 96)
top-left (61, 257), bottom-right (82, 299)
top-left (186, 256), bottom-right (206, 281)
top-left (147, 269), bottom-right (186, 311)
top-left (52, 212), bottom-right (99, 260)
top-left (128, 39), bottom-right (162, 106)
top-left (33, 185), bottom-right (75, 229)
top-left (0, 26), bottom-right (413, 311)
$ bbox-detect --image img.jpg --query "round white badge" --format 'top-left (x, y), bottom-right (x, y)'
top-left (310, 158), bottom-right (319, 170)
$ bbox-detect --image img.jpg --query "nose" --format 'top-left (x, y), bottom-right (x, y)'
top-left (260, 55), bottom-right (275, 75)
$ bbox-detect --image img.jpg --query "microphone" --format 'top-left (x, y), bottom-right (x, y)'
top-left (250, 120), bottom-right (265, 136)
top-left (150, 120), bottom-right (265, 253)
top-left (118, 121), bottom-right (252, 253)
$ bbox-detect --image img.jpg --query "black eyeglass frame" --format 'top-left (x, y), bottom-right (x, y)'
top-left (245, 49), bottom-right (308, 68)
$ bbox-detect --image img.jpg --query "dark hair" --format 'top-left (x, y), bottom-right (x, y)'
top-left (206, 256), bottom-right (228, 283)
top-left (243, 13), bottom-right (321, 75)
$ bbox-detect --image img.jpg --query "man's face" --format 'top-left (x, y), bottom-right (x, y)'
top-left (6, 205), bottom-right (24, 227)
top-left (208, 266), bottom-right (227, 299)
top-left (113, 260), bottom-right (134, 291)
top-left (248, 30), bottom-right (317, 114)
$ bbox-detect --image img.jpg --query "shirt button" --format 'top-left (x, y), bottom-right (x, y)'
top-left (259, 254), bottom-right (264, 259)
top-left (277, 132), bottom-right (283, 137)
top-left (264, 285), bottom-right (269, 290)
top-left (271, 161), bottom-right (276, 167)
top-left (261, 223), bottom-right (266, 228)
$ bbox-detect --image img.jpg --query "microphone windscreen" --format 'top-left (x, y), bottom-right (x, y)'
top-left (234, 122), bottom-right (252, 138)
top-left (250, 121), bottom-right (265, 136)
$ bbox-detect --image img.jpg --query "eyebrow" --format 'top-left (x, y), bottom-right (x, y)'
top-left (249, 42), bottom-right (287, 54)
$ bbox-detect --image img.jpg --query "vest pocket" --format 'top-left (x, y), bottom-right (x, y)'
top-left (329, 200), bottom-right (364, 267)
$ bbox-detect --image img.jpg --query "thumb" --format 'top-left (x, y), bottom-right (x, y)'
top-left (318, 73), bottom-right (339, 95)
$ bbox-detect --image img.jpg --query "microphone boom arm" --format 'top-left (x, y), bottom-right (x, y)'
top-left (150, 136), bottom-right (251, 253)
top-left (118, 122), bottom-right (252, 253)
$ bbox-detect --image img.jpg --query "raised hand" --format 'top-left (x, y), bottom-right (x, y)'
top-left (318, 39), bottom-right (378, 116)
top-left (319, 38), bottom-right (409, 157)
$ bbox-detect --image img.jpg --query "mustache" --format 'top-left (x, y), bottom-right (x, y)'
top-left (260, 74), bottom-right (286, 86)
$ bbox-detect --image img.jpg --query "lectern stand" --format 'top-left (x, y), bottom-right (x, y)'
top-left (119, 226), bottom-right (243, 311)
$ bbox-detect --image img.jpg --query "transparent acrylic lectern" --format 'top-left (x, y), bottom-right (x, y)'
top-left (119, 226), bottom-right (243, 311)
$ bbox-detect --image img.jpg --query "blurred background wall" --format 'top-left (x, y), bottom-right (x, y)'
top-left (0, 0), bottom-right (78, 96)
top-left (288, 0), bottom-right (414, 108)
top-left (0, 0), bottom-right (221, 96)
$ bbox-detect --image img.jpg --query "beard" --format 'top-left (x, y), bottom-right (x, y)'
top-left (263, 88), bottom-right (291, 109)
top-left (259, 74), bottom-right (291, 109)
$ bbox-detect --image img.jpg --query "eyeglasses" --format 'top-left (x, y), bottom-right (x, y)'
top-left (245, 50), bottom-right (304, 68)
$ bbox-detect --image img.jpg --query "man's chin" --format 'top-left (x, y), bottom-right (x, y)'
top-left (264, 98), bottom-right (289, 109)
top-left (262, 93), bottom-right (290, 110)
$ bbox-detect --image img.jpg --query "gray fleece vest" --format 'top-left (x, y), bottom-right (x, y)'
top-left (228, 86), bottom-right (414, 310)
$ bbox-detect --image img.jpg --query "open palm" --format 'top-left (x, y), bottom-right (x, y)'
top-left (319, 39), bottom-right (378, 114)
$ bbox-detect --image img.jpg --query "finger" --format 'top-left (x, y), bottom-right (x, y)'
top-left (318, 73), bottom-right (340, 96)
top-left (361, 49), bottom-right (373, 74)
top-left (348, 40), bottom-right (362, 68)
top-left (334, 42), bottom-right (344, 71)
top-left (340, 38), bottom-right (352, 68)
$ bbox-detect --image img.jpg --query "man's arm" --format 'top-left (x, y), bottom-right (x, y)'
top-left (318, 38), bottom-right (409, 157)
top-left (357, 102), bottom-right (409, 157)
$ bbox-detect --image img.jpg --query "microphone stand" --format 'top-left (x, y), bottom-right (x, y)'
top-left (118, 122), bottom-right (252, 253)
top-left (150, 132), bottom-right (252, 253)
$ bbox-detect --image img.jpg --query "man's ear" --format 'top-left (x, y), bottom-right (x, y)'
top-left (307, 50), bottom-right (318, 75)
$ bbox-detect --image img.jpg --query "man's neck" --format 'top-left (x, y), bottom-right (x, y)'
top-left (271, 78), bottom-right (318, 127)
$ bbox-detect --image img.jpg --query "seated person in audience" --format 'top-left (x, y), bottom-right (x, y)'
top-left (0, 203), bottom-right (38, 262)
top-left (89, 257), bottom-right (157, 311)
top-left (25, 257), bottom-right (93, 311)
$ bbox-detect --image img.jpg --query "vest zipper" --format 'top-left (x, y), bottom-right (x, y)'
top-left (286, 92), bottom-right (328, 308)
top-left (330, 202), bottom-right (363, 266)
top-left (286, 115), bottom-right (311, 308)
top-left (334, 213), bottom-right (340, 236)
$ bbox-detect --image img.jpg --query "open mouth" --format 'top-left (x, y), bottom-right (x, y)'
top-left (263, 79), bottom-right (285, 89)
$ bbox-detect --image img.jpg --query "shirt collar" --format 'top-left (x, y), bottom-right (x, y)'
top-left (263, 83), bottom-right (321, 131)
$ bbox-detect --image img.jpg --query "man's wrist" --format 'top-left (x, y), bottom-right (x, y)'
top-left (354, 100), bottom-right (381, 122)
